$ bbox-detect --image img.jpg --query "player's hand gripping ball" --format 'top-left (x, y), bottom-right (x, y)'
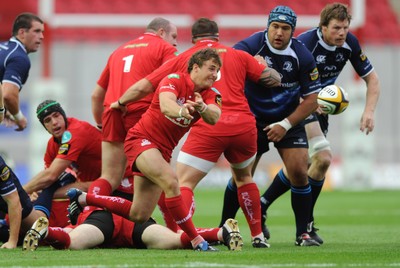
top-left (317, 85), bottom-right (349, 115)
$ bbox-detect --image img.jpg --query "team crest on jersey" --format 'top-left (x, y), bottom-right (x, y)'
top-left (359, 50), bottom-right (367, 61)
top-left (335, 53), bottom-right (345, 62)
top-left (58, 143), bottom-right (70, 155)
top-left (283, 61), bottom-right (293, 72)
top-left (168, 74), bottom-right (180, 79)
top-left (0, 166), bottom-right (10, 181)
top-left (316, 55), bottom-right (326, 64)
top-left (61, 131), bottom-right (72, 143)
top-left (309, 68), bottom-right (319, 81)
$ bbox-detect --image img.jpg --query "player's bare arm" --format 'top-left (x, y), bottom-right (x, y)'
top-left (111, 78), bottom-right (154, 110)
top-left (258, 67), bottom-right (281, 88)
top-left (360, 70), bottom-right (380, 134)
top-left (23, 158), bottom-right (72, 194)
top-left (91, 84), bottom-right (106, 129)
top-left (1, 82), bottom-right (27, 131)
top-left (159, 91), bottom-right (194, 120)
top-left (1, 191), bottom-right (22, 249)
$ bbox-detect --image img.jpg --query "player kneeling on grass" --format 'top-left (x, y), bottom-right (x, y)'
top-left (22, 208), bottom-right (243, 251)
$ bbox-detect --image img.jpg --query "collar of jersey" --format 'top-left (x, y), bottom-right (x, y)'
top-left (9, 37), bottom-right (27, 53)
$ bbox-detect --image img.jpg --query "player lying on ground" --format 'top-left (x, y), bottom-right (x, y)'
top-left (23, 207), bottom-right (243, 251)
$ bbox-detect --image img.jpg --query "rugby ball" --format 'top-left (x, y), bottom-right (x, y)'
top-left (317, 85), bottom-right (349, 115)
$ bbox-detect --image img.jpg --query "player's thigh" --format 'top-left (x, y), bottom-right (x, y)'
top-left (135, 148), bottom-right (179, 193)
top-left (176, 162), bottom-right (207, 189)
top-left (69, 224), bottom-right (105, 249)
top-left (101, 141), bottom-right (126, 179)
top-left (131, 175), bottom-right (162, 220)
top-left (305, 120), bottom-right (324, 140)
top-left (141, 224), bottom-right (182, 249)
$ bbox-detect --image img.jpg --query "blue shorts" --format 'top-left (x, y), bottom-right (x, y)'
top-left (256, 120), bottom-right (308, 156)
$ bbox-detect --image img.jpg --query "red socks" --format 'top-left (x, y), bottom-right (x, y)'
top-left (157, 192), bottom-right (179, 232)
top-left (45, 227), bottom-right (71, 249)
top-left (237, 182), bottom-right (262, 236)
top-left (88, 178), bottom-right (113, 196)
top-left (180, 186), bottom-right (196, 216)
top-left (164, 195), bottom-right (198, 240)
top-left (86, 194), bottom-right (132, 218)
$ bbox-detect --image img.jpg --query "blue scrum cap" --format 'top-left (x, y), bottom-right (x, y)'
top-left (267, 5), bottom-right (297, 31)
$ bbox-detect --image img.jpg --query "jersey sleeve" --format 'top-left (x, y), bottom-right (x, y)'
top-left (0, 165), bottom-right (16, 196)
top-left (2, 55), bottom-right (30, 89)
top-left (161, 45), bottom-right (178, 64)
top-left (158, 74), bottom-right (181, 96)
top-left (97, 60), bottom-right (110, 90)
top-left (239, 51), bottom-right (266, 83)
top-left (347, 33), bottom-right (374, 78)
top-left (146, 57), bottom-right (183, 89)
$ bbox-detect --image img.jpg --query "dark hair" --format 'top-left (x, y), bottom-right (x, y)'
top-left (36, 100), bottom-right (67, 127)
top-left (191, 18), bottom-right (219, 41)
top-left (12, 13), bottom-right (43, 36)
top-left (146, 17), bottom-right (172, 33)
top-left (319, 3), bottom-right (352, 28)
top-left (187, 48), bottom-right (222, 73)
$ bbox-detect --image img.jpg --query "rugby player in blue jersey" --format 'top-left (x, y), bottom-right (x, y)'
top-left (256, 3), bottom-right (381, 245)
top-left (0, 13), bottom-right (44, 131)
top-left (218, 6), bottom-right (322, 246)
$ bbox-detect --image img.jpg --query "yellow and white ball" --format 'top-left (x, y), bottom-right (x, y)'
top-left (317, 85), bottom-right (349, 115)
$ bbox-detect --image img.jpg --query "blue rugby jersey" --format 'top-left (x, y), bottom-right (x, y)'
top-left (0, 37), bottom-right (31, 90)
top-left (234, 30), bottom-right (321, 124)
top-left (297, 28), bottom-right (374, 88)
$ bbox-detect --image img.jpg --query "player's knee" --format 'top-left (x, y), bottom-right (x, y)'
top-left (129, 212), bottom-right (150, 223)
top-left (161, 177), bottom-right (180, 196)
top-left (314, 152), bottom-right (332, 171)
top-left (308, 136), bottom-right (331, 158)
top-left (287, 167), bottom-right (308, 184)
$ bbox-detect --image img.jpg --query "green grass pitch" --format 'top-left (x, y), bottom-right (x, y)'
top-left (1, 189), bottom-right (399, 267)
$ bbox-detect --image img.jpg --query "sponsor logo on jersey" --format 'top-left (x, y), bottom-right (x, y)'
top-left (309, 68), bottom-right (319, 81)
top-left (167, 74), bottom-right (180, 79)
top-left (160, 83), bottom-right (176, 91)
top-left (61, 131), bottom-right (72, 143)
top-left (215, 95), bottom-right (222, 107)
top-left (124, 43), bottom-right (149, 49)
top-left (141, 139), bottom-right (151, 147)
top-left (359, 50), bottom-right (367, 61)
top-left (58, 143), bottom-right (70, 155)
top-left (0, 167), bottom-right (10, 181)
top-left (324, 65), bottom-right (337, 71)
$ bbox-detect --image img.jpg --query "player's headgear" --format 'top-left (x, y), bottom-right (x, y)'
top-left (267, 5), bottom-right (297, 32)
top-left (191, 18), bottom-right (219, 40)
top-left (36, 100), bottom-right (67, 128)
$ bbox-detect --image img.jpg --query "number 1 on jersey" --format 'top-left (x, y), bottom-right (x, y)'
top-left (123, 55), bottom-right (134, 73)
